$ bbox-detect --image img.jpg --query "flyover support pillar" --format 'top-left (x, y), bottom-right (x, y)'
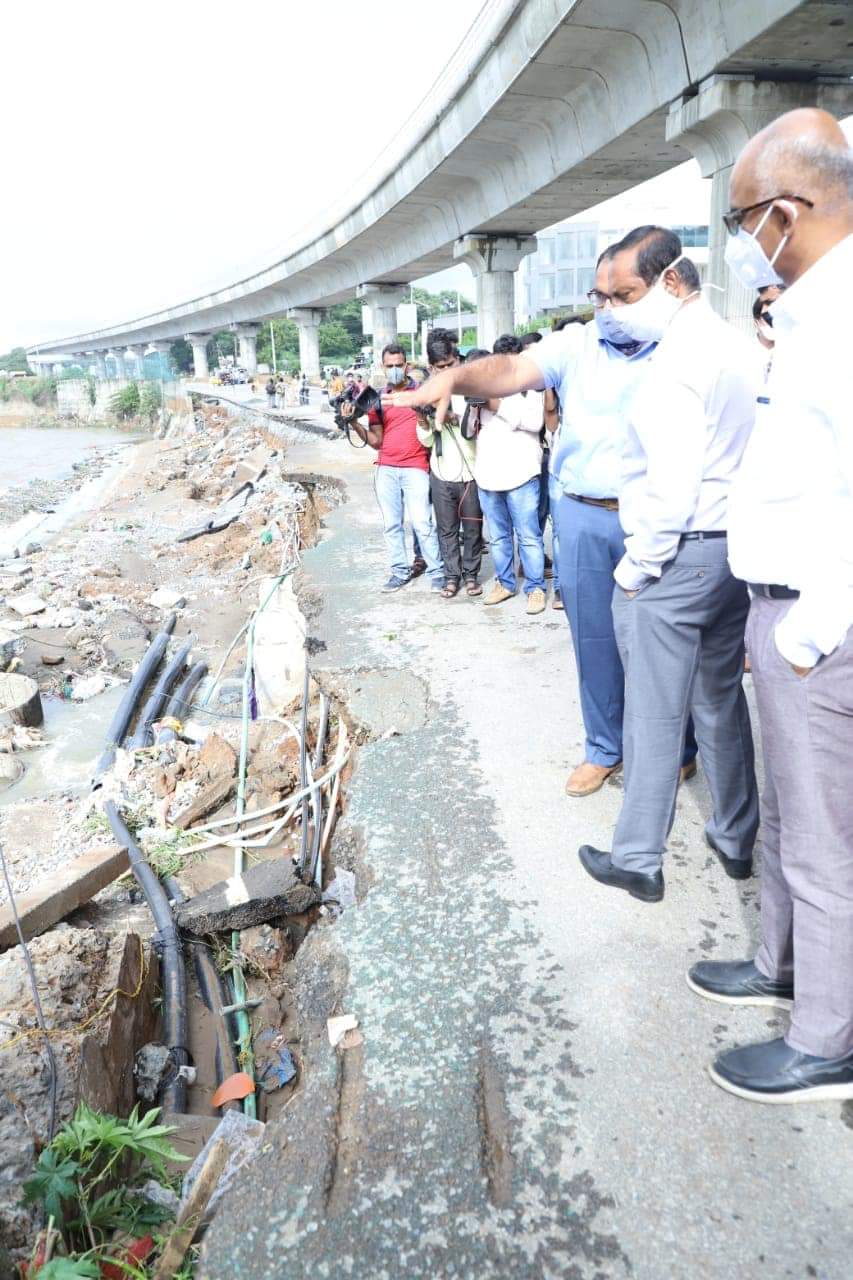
top-left (111, 350), bottom-right (128, 379)
top-left (128, 345), bottom-right (147, 378)
top-left (149, 342), bottom-right (173, 380)
top-left (453, 235), bottom-right (536, 351)
top-left (287, 309), bottom-right (324, 377)
top-left (185, 334), bottom-right (211, 381)
top-left (92, 352), bottom-right (108, 380)
top-left (357, 285), bottom-right (407, 367)
top-left (234, 323), bottom-right (261, 376)
top-left (667, 75), bottom-right (853, 331)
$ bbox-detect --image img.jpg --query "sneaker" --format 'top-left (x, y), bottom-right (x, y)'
top-left (552, 590), bottom-right (564, 611)
top-left (380, 575), bottom-right (409, 593)
top-left (526, 588), bottom-right (547, 615)
top-left (483, 582), bottom-right (515, 606)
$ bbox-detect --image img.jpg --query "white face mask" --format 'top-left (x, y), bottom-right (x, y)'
top-left (610, 255), bottom-right (689, 343)
top-left (724, 201), bottom-right (796, 290)
top-left (385, 364), bottom-right (406, 386)
top-left (595, 307), bottom-right (635, 347)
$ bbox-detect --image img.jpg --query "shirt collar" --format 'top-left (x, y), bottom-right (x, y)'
top-left (771, 232), bottom-right (853, 335)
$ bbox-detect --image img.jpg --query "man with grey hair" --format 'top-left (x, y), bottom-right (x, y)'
top-left (577, 225), bottom-right (759, 904)
top-left (688, 108), bottom-right (853, 1104)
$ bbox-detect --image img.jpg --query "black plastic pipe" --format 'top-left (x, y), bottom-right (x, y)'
top-left (105, 799), bottom-right (189, 1112)
top-left (164, 876), bottom-right (240, 1109)
top-left (93, 614), bottom-right (176, 781)
top-left (159, 660), bottom-right (208, 741)
top-left (127, 640), bottom-right (192, 749)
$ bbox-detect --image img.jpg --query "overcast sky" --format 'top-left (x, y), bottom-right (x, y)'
top-left (1, 0), bottom-right (485, 352)
top-left (4, 3), bottom-right (850, 355)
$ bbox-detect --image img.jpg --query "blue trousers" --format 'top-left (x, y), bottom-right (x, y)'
top-left (478, 475), bottom-right (546, 595)
top-left (555, 494), bottom-right (697, 768)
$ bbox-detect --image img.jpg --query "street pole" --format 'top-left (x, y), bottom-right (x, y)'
top-left (456, 291), bottom-right (462, 343)
top-left (270, 321), bottom-right (277, 375)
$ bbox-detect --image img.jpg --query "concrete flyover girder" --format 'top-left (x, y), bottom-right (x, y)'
top-left (28, 0), bottom-right (852, 361)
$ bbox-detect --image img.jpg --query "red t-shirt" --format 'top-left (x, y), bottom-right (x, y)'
top-left (368, 382), bottom-right (429, 471)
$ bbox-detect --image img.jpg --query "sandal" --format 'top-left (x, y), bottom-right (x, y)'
top-left (441, 581), bottom-right (460, 599)
top-left (465, 580), bottom-right (483, 597)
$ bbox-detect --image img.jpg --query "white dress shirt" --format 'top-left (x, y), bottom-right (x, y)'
top-left (474, 390), bottom-right (543, 492)
top-left (615, 299), bottom-right (758, 592)
top-left (728, 232), bottom-right (853, 667)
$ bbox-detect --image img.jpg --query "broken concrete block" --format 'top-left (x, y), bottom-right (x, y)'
top-left (148, 587), bottom-right (187, 610)
top-left (7, 593), bottom-right (46, 617)
top-left (198, 733), bottom-right (237, 778)
top-left (240, 923), bottom-right (292, 976)
top-left (175, 860), bottom-right (319, 935)
top-left (0, 843), bottom-right (129, 949)
top-left (170, 771), bottom-right (235, 829)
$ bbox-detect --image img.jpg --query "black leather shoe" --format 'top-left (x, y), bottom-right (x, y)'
top-left (705, 831), bottom-right (752, 880)
top-left (687, 959), bottom-right (793, 1009)
top-left (578, 845), bottom-right (663, 902)
top-left (710, 1036), bottom-right (853, 1104)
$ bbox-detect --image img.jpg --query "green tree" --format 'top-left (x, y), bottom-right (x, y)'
top-left (169, 338), bottom-right (193, 373)
top-left (109, 381), bottom-right (140, 419)
top-left (0, 346), bottom-right (32, 373)
top-left (257, 318), bottom-right (299, 370)
top-left (319, 320), bottom-right (355, 360)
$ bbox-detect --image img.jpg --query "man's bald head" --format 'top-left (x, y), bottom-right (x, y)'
top-left (728, 108), bottom-right (853, 284)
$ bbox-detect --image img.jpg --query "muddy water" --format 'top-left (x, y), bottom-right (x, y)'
top-left (1, 686), bottom-right (126, 804)
top-left (1, 423), bottom-right (132, 495)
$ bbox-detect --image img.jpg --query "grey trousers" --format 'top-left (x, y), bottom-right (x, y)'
top-left (611, 536), bottom-right (758, 873)
top-left (749, 595), bottom-right (853, 1058)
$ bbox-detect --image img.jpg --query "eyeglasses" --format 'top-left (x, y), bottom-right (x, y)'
top-left (722, 194), bottom-right (814, 236)
top-left (586, 289), bottom-right (610, 308)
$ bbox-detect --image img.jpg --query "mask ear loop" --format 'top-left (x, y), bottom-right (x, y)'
top-left (767, 199), bottom-right (798, 267)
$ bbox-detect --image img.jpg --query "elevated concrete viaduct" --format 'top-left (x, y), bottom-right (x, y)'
top-left (28, 0), bottom-right (853, 377)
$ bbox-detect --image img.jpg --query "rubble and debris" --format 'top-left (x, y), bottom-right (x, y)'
top-left (174, 859), bottom-right (320, 934)
top-left (0, 670), bottom-right (43, 727)
top-left (322, 867), bottom-right (357, 912)
top-left (6, 593), bottom-right (46, 617)
top-left (134, 1041), bottom-right (174, 1103)
top-left (240, 922), bottom-right (293, 976)
top-left (0, 842), bottom-right (128, 949)
top-left (155, 1139), bottom-right (229, 1278)
top-left (181, 1108), bottom-right (265, 1215)
top-left (255, 1029), bottom-right (297, 1092)
top-left (148, 587), bottom-right (188, 610)
top-left (327, 1013), bottom-right (359, 1048)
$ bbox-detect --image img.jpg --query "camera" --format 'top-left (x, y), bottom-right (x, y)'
top-left (330, 383), bottom-right (382, 432)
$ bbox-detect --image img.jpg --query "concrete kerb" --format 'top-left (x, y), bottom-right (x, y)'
top-left (199, 432), bottom-right (853, 1279)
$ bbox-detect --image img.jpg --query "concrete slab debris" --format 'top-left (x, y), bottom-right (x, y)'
top-left (148, 587), bottom-right (187, 610)
top-left (169, 771), bottom-right (235, 830)
top-left (174, 859), bottom-right (320, 935)
top-left (0, 842), bottom-right (129, 949)
top-left (6, 593), bottom-right (46, 617)
top-left (327, 1014), bottom-right (359, 1047)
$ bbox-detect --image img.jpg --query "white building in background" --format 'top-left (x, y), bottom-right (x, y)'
top-left (517, 161), bottom-right (713, 324)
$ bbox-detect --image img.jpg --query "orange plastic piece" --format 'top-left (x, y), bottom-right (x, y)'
top-left (211, 1071), bottom-right (255, 1107)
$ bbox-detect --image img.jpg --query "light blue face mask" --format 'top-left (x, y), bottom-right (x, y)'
top-left (386, 365), bottom-right (406, 386)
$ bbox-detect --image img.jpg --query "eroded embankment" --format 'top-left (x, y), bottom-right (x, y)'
top-left (0, 402), bottom-right (371, 1271)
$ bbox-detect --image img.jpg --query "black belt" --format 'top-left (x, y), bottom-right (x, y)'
top-left (567, 494), bottom-right (619, 511)
top-left (748, 582), bottom-right (800, 600)
top-left (681, 530), bottom-right (727, 541)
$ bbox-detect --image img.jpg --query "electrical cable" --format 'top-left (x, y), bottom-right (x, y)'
top-left (0, 836), bottom-right (58, 1142)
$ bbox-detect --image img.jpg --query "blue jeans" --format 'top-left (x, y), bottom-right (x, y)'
top-left (548, 473), bottom-right (562, 581)
top-left (555, 494), bottom-right (697, 768)
top-left (478, 475), bottom-right (546, 595)
top-left (375, 465), bottom-right (443, 584)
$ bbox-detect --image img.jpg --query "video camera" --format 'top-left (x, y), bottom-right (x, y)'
top-left (330, 382), bottom-right (382, 432)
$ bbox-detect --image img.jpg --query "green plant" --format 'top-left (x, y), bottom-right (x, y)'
top-left (109, 382), bottom-right (140, 419)
top-left (32, 1259), bottom-right (101, 1278)
top-left (144, 830), bottom-right (197, 879)
top-left (23, 1103), bottom-right (186, 1262)
top-left (138, 383), bottom-right (162, 422)
top-left (84, 374), bottom-right (97, 408)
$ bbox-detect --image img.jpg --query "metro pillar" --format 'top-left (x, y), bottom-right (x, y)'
top-left (453, 235), bottom-right (536, 351)
top-left (234, 323), bottom-right (261, 376)
top-left (356, 284), bottom-right (407, 367)
top-left (128, 345), bottom-right (147, 378)
top-left (185, 333), bottom-right (211, 380)
top-left (111, 349), bottom-right (128, 379)
top-left (667, 75), bottom-right (853, 331)
top-left (287, 309), bottom-right (324, 378)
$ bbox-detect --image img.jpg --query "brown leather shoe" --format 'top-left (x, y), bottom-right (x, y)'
top-left (483, 582), bottom-right (515, 606)
top-left (679, 760), bottom-right (698, 784)
top-left (565, 761), bottom-right (622, 797)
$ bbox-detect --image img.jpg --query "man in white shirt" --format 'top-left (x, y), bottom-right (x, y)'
top-left (475, 334), bottom-right (547, 616)
top-left (688, 108), bottom-right (853, 1105)
top-left (577, 226), bottom-right (759, 904)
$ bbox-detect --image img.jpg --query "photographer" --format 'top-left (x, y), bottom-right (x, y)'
top-left (473, 334), bottom-right (548, 614)
top-left (342, 342), bottom-right (445, 594)
top-left (414, 330), bottom-right (484, 599)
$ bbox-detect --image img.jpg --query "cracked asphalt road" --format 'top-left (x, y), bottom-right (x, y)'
top-left (201, 423), bottom-right (853, 1280)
